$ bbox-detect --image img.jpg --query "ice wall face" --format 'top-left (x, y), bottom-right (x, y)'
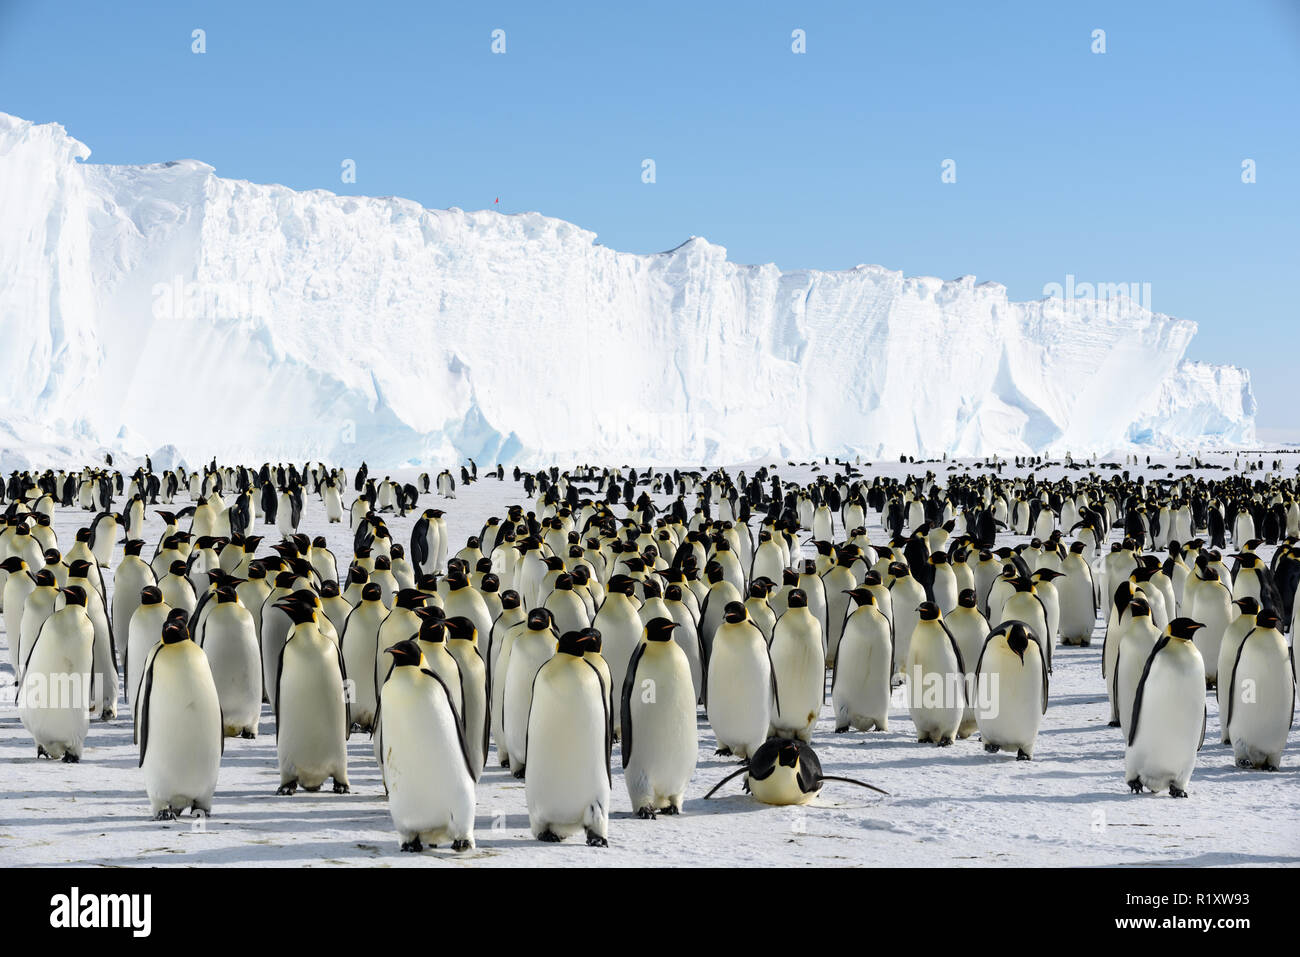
top-left (0, 113), bottom-right (1258, 467)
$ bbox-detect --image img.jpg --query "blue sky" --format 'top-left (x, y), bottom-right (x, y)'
top-left (2, 1), bottom-right (1296, 434)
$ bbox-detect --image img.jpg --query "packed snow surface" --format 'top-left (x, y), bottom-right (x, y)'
top-left (0, 113), bottom-right (1258, 469)
top-left (0, 454), bottom-right (1296, 868)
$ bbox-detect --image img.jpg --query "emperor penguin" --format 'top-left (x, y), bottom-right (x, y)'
top-left (1216, 597), bottom-right (1260, 741)
top-left (973, 621), bottom-right (1049, 760)
top-left (1, 557), bottom-right (38, 671)
top-left (947, 589), bottom-right (991, 739)
top-left (821, 549), bottom-right (857, 665)
top-left (1113, 597), bottom-right (1163, 740)
top-left (1125, 618), bottom-right (1207, 797)
top-left (544, 572), bottom-right (591, 635)
top-left (111, 540), bottom-right (156, 654)
top-left (620, 618), bottom-right (698, 818)
top-left (702, 736), bottom-right (888, 806)
top-left (339, 583), bottom-right (388, 733)
top-left (998, 579), bottom-right (1052, 673)
top-left (592, 574), bottom-right (643, 740)
top-left (524, 630), bottom-right (611, 845)
top-left (444, 616), bottom-right (489, 778)
top-left (376, 639), bottom-right (477, 852)
top-left (705, 602), bottom-right (776, 760)
top-left (1222, 610), bottom-right (1294, 770)
top-left (887, 562), bottom-right (927, 679)
top-left (503, 609), bottom-right (558, 777)
top-left (273, 594), bottom-right (351, 795)
top-left (662, 583), bottom-right (704, 702)
top-left (17, 586), bottom-right (94, 761)
top-left (830, 588), bottom-right (893, 732)
top-left (1057, 542), bottom-right (1097, 646)
top-left (905, 602), bottom-right (966, 745)
top-left (197, 585), bottom-right (261, 738)
top-left (137, 612), bottom-right (223, 819)
top-left (125, 586), bottom-right (172, 711)
top-left (1185, 571), bottom-right (1233, 688)
top-left (767, 589), bottom-right (825, 742)
top-left (66, 559), bottom-right (118, 720)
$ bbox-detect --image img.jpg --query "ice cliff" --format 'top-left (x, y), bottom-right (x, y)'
top-left (0, 113), bottom-right (1257, 468)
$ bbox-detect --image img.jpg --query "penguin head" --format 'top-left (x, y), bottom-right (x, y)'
top-left (1004, 622), bottom-right (1032, 661)
top-left (723, 601), bottom-right (748, 624)
top-left (0, 556), bottom-right (24, 573)
top-left (216, 585), bottom-right (239, 604)
top-left (775, 737), bottom-right (803, 769)
top-left (526, 608), bottom-right (554, 632)
top-left (844, 587), bottom-right (874, 607)
top-left (887, 561), bottom-right (910, 579)
top-left (67, 559), bottom-right (93, 580)
top-left (607, 574), bottom-right (636, 598)
top-left (645, 617), bottom-right (678, 642)
top-left (394, 588), bottom-right (428, 610)
top-left (416, 612), bottom-right (448, 643)
top-left (556, 629), bottom-right (598, 657)
top-left (1231, 596), bottom-right (1261, 617)
top-left (1128, 596), bottom-right (1152, 618)
top-left (124, 539), bottom-right (146, 557)
top-left (60, 585), bottom-right (88, 607)
top-left (916, 601), bottom-right (941, 621)
top-left (1256, 610), bottom-right (1281, 630)
top-left (500, 589), bottom-right (521, 610)
top-left (788, 588), bottom-right (809, 609)
top-left (385, 638), bottom-right (423, 668)
top-left (957, 588), bottom-right (978, 609)
top-left (1033, 569), bottom-right (1064, 583)
top-left (160, 610), bottom-right (191, 645)
top-left (480, 573), bottom-right (500, 593)
top-left (139, 585), bottom-right (163, 605)
top-left (445, 616), bottom-right (477, 643)
top-left (1167, 618), bottom-right (1205, 641)
top-left (272, 594), bottom-right (317, 625)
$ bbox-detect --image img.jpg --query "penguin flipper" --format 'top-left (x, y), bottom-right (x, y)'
top-left (422, 668), bottom-right (477, 782)
top-left (702, 765), bottom-right (751, 800)
top-left (619, 642), bottom-right (647, 770)
top-left (819, 774), bottom-right (890, 796)
top-left (137, 645), bottom-right (161, 766)
top-left (1127, 636), bottom-right (1171, 747)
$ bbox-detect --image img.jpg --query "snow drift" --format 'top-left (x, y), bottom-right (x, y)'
top-left (0, 113), bottom-right (1257, 468)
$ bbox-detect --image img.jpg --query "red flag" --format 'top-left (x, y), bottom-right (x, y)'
top-left (494, 197), bottom-right (499, 204)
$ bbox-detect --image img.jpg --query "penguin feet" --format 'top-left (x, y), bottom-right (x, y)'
top-left (100, 711), bottom-right (116, 722)
top-left (36, 746), bottom-right (51, 760)
top-left (239, 730), bottom-right (256, 740)
top-left (636, 806), bottom-right (657, 820)
top-left (1169, 786), bottom-right (1188, 798)
top-left (936, 737), bottom-right (953, 747)
top-left (1262, 763), bottom-right (1279, 773)
top-left (332, 780), bottom-right (350, 794)
top-left (276, 781), bottom-right (298, 796)
top-left (1126, 778), bottom-right (1143, 794)
top-left (1236, 757), bottom-right (1254, 769)
top-left (61, 752), bottom-right (80, 764)
top-left (714, 746), bottom-right (732, 756)
top-left (1016, 750), bottom-right (1031, 761)
top-left (451, 839), bottom-right (472, 852)
top-left (661, 804), bottom-right (680, 816)
top-left (584, 830), bottom-right (608, 848)
top-left (1107, 720), bottom-right (1121, 728)
top-left (1078, 639), bottom-right (1091, 647)
top-left (155, 808), bottom-right (177, 821)
top-left (537, 829), bottom-right (563, 843)
top-left (302, 784), bottom-right (321, 793)
top-left (512, 767), bottom-right (526, 780)
top-left (400, 838), bottom-right (424, 853)
top-left (983, 743), bottom-right (1000, 753)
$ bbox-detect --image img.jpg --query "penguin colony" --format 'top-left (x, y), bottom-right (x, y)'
top-left (0, 451), bottom-right (1295, 854)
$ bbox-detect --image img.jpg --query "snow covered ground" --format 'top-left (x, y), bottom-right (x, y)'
top-left (1, 453), bottom-right (1297, 868)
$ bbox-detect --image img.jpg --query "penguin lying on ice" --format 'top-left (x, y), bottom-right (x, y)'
top-left (702, 736), bottom-right (888, 806)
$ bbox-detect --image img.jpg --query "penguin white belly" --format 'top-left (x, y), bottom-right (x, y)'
top-left (381, 676), bottom-right (475, 846)
top-left (624, 653), bottom-right (697, 812)
top-left (141, 645), bottom-right (222, 814)
top-left (19, 632), bottom-right (93, 760)
top-left (831, 621), bottom-right (891, 731)
top-left (706, 633), bottom-right (771, 759)
top-left (1227, 638), bottom-right (1291, 769)
top-left (201, 609), bottom-right (262, 737)
top-left (748, 765), bottom-right (816, 806)
top-left (768, 617), bottom-right (824, 741)
top-left (277, 643), bottom-right (348, 790)
top-left (1125, 660), bottom-right (1203, 793)
top-left (975, 652), bottom-right (1044, 757)
top-left (503, 641), bottom-right (554, 773)
top-left (905, 633), bottom-right (963, 743)
top-left (525, 666), bottom-right (609, 839)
